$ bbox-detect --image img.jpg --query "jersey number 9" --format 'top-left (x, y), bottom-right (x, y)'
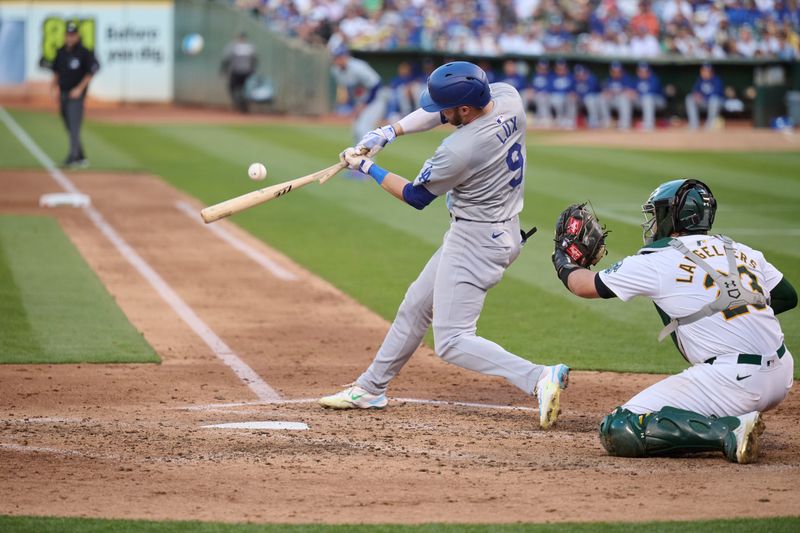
top-left (506, 143), bottom-right (524, 189)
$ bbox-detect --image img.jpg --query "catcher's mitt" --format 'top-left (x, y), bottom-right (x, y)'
top-left (554, 203), bottom-right (608, 268)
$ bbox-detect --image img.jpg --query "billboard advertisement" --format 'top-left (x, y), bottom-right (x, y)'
top-left (0, 1), bottom-right (174, 102)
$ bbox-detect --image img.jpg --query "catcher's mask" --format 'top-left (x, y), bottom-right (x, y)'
top-left (641, 178), bottom-right (716, 245)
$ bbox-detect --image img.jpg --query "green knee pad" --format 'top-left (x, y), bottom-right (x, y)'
top-left (599, 406), bottom-right (740, 458)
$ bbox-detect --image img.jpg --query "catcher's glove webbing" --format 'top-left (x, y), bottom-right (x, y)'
top-left (552, 202), bottom-right (608, 287)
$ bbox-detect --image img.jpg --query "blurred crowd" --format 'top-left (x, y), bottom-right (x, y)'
top-left (230, 0), bottom-right (800, 59)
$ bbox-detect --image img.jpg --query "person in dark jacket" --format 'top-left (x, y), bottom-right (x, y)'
top-left (51, 22), bottom-right (99, 168)
top-left (220, 32), bottom-right (257, 113)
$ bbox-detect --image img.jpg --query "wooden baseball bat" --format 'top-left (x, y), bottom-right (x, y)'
top-left (200, 160), bottom-right (347, 224)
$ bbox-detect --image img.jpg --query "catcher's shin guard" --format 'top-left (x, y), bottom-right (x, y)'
top-left (599, 406), bottom-right (740, 459)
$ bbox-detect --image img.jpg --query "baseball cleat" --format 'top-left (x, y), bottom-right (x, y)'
top-left (729, 411), bottom-right (765, 464)
top-left (535, 364), bottom-right (570, 429)
top-left (318, 385), bottom-right (388, 410)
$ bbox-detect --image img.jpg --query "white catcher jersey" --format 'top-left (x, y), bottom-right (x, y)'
top-left (599, 234), bottom-right (786, 364)
top-left (412, 83), bottom-right (526, 222)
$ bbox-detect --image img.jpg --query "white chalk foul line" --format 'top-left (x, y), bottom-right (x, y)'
top-left (174, 200), bottom-right (297, 281)
top-left (0, 106), bottom-right (281, 403)
top-left (203, 421), bottom-right (309, 430)
top-left (0, 442), bottom-right (119, 461)
top-left (180, 397), bottom-right (536, 413)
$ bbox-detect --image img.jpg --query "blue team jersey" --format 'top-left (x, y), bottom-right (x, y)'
top-left (531, 73), bottom-right (552, 92)
top-left (550, 73), bottom-right (575, 94)
top-left (575, 73), bottom-right (599, 96)
top-left (497, 74), bottom-right (527, 93)
top-left (692, 76), bottom-right (724, 99)
top-left (635, 74), bottom-right (662, 96)
top-left (603, 73), bottom-right (635, 93)
top-left (390, 74), bottom-right (415, 89)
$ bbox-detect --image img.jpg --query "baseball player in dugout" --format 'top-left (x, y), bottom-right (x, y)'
top-left (320, 61), bottom-right (571, 429)
top-left (330, 46), bottom-right (387, 145)
top-left (552, 180), bottom-right (796, 463)
top-left (51, 21), bottom-right (99, 168)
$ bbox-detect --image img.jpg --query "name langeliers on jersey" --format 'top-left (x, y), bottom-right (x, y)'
top-left (675, 243), bottom-right (760, 284)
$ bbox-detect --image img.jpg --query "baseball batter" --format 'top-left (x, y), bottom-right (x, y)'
top-left (330, 47), bottom-right (388, 144)
top-left (319, 61), bottom-right (570, 429)
top-left (552, 179), bottom-right (796, 463)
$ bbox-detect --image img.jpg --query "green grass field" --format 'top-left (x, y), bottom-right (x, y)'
top-left (2, 108), bottom-right (798, 375)
top-left (0, 515), bottom-right (798, 533)
top-left (0, 215), bottom-right (157, 364)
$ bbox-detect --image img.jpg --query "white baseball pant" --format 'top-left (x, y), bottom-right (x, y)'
top-left (635, 94), bottom-right (665, 130)
top-left (686, 95), bottom-right (722, 130)
top-left (549, 93), bottom-right (577, 129)
top-left (581, 94), bottom-right (602, 128)
top-left (356, 217), bottom-right (546, 396)
top-left (623, 349), bottom-right (793, 417)
top-left (601, 93), bottom-right (633, 130)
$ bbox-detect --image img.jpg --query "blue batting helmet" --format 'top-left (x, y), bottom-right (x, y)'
top-left (419, 61), bottom-right (491, 112)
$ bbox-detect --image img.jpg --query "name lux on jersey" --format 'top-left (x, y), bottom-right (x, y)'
top-left (495, 116), bottom-right (518, 145)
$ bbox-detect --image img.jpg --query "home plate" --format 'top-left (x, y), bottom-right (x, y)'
top-left (203, 421), bottom-right (309, 430)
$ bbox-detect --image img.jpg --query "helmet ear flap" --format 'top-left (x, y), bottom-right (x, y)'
top-left (672, 178), bottom-right (715, 234)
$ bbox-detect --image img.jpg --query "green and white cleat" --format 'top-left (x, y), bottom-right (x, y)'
top-left (319, 385), bottom-right (388, 410)
top-left (729, 411), bottom-right (765, 464)
top-left (536, 364), bottom-right (570, 429)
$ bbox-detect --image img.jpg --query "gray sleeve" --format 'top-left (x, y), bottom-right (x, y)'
top-left (412, 144), bottom-right (468, 196)
top-left (352, 59), bottom-right (381, 89)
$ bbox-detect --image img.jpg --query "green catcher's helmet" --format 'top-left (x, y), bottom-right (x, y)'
top-left (641, 179), bottom-right (717, 244)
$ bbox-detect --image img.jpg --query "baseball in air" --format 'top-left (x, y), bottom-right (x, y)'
top-left (181, 33), bottom-right (204, 55)
top-left (248, 162), bottom-right (267, 181)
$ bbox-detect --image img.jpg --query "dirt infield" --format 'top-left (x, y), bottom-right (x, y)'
top-left (1, 169), bottom-right (798, 525)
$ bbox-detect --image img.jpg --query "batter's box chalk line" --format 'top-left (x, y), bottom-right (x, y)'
top-left (180, 397), bottom-right (536, 413)
top-left (203, 421), bottom-right (309, 430)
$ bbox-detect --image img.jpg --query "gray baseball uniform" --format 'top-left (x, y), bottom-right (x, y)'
top-left (356, 83), bottom-right (546, 396)
top-left (331, 57), bottom-right (389, 142)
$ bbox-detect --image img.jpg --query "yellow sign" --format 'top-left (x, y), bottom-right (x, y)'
top-left (40, 17), bottom-right (96, 67)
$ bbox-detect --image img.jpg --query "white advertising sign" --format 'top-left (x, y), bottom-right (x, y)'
top-left (0, 1), bottom-right (174, 102)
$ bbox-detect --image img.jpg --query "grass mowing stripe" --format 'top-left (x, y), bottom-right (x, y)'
top-left (482, 273), bottom-right (680, 372)
top-left (1, 515), bottom-right (798, 532)
top-left (552, 147), bottom-right (800, 199)
top-left (0, 116), bottom-right (38, 167)
top-left (0, 216), bottom-right (158, 364)
top-left (0, 232), bottom-right (41, 357)
top-left (525, 152), bottom-right (800, 261)
top-left (8, 109), bottom-right (141, 170)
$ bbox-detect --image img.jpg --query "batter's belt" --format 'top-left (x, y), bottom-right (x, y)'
top-left (703, 343), bottom-right (787, 366)
top-left (451, 215), bottom-right (537, 244)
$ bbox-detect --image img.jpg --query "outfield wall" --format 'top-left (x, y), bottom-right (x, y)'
top-left (0, 0), bottom-right (174, 102)
top-left (173, 0), bottom-right (330, 115)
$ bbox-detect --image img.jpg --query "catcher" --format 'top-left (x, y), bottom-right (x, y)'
top-left (552, 179), bottom-right (795, 463)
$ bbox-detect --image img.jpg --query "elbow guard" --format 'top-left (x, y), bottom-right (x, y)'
top-left (402, 183), bottom-right (437, 210)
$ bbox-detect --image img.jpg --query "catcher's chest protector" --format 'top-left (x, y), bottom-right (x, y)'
top-left (658, 235), bottom-right (767, 342)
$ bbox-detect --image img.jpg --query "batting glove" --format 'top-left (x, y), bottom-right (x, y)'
top-left (356, 125), bottom-right (397, 157)
top-left (340, 147), bottom-right (374, 174)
